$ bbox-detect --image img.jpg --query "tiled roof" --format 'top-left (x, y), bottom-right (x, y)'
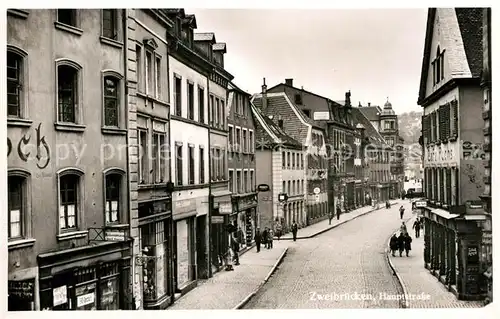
top-left (417, 8), bottom-right (483, 104)
top-left (252, 93), bottom-right (309, 145)
top-left (250, 102), bottom-right (302, 150)
top-left (455, 8), bottom-right (483, 77)
top-left (356, 106), bottom-right (381, 121)
top-left (194, 32), bottom-right (215, 42)
top-left (352, 108), bottom-right (386, 146)
top-left (213, 42), bottom-right (227, 52)
top-left (228, 81), bottom-right (250, 96)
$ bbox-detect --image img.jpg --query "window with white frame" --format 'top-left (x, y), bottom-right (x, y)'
top-left (243, 170), bottom-right (248, 193)
top-left (199, 146), bottom-right (205, 184)
top-left (242, 129), bottom-right (247, 153)
top-left (236, 170), bottom-right (242, 193)
top-left (249, 130), bottom-right (254, 153)
top-left (220, 100), bottom-right (226, 129)
top-left (152, 130), bottom-right (167, 183)
top-left (229, 169), bottom-right (234, 193)
top-left (228, 125), bottom-right (234, 151)
top-left (102, 9), bottom-right (118, 40)
top-left (188, 144), bottom-right (195, 184)
top-left (198, 86), bottom-right (205, 123)
top-left (102, 71), bottom-right (124, 128)
top-left (176, 143), bottom-right (183, 185)
top-left (104, 172), bottom-right (122, 224)
top-left (145, 50), bottom-right (162, 99)
top-left (187, 81), bottom-right (194, 120)
top-left (58, 169), bottom-right (84, 231)
top-left (138, 128), bottom-right (148, 184)
top-left (174, 75), bottom-right (182, 116)
top-left (215, 98), bottom-right (220, 128)
top-left (250, 170), bottom-right (254, 192)
top-left (235, 127), bottom-right (241, 153)
top-left (8, 174), bottom-right (29, 240)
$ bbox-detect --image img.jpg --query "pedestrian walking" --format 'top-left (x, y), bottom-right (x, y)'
top-left (268, 229), bottom-right (274, 249)
top-left (412, 218), bottom-right (421, 238)
top-left (336, 204), bottom-right (341, 220)
top-left (254, 228), bottom-right (261, 252)
top-left (231, 234), bottom-right (240, 266)
top-left (291, 221), bottom-right (298, 241)
top-left (262, 228), bottom-right (269, 249)
top-left (399, 205), bottom-right (405, 219)
top-left (397, 232), bottom-right (405, 257)
top-left (404, 233), bottom-right (413, 257)
top-left (275, 221), bottom-right (282, 241)
top-left (400, 221), bottom-right (407, 235)
top-left (389, 233), bottom-right (399, 257)
top-left (236, 226), bottom-right (244, 250)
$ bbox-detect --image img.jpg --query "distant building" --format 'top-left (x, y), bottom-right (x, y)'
top-left (417, 8), bottom-right (489, 301)
top-left (253, 79), bottom-right (328, 226)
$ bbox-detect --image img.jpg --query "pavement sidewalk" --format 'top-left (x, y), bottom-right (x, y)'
top-left (388, 214), bottom-right (484, 308)
top-left (168, 241), bottom-right (288, 309)
top-left (277, 200), bottom-right (400, 240)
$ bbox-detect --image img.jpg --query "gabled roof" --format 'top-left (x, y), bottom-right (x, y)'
top-left (213, 42), bottom-right (227, 53)
top-left (164, 8), bottom-right (185, 18)
top-left (356, 106), bottom-right (381, 122)
top-left (194, 32), bottom-right (216, 43)
top-left (417, 8), bottom-right (483, 104)
top-left (250, 101), bottom-right (302, 150)
top-left (352, 108), bottom-right (386, 145)
top-left (252, 93), bottom-right (310, 143)
top-left (228, 81), bottom-right (251, 96)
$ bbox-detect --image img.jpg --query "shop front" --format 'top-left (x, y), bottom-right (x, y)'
top-left (172, 198), bottom-right (198, 295)
top-left (422, 202), bottom-right (490, 301)
top-left (137, 198), bottom-right (174, 309)
top-left (232, 194), bottom-right (258, 247)
top-left (37, 234), bottom-right (133, 310)
top-left (210, 190), bottom-right (232, 274)
top-left (8, 278), bottom-right (36, 310)
top-left (354, 180), bottom-right (363, 208)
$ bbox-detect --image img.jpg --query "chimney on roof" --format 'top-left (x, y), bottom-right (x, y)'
top-left (285, 78), bottom-right (293, 86)
top-left (345, 90), bottom-right (351, 107)
top-left (358, 101), bottom-right (362, 107)
top-left (368, 102), bottom-right (371, 107)
top-left (262, 77), bottom-right (268, 112)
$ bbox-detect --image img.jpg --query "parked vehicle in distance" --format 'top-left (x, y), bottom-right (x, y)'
top-left (405, 188), bottom-right (424, 199)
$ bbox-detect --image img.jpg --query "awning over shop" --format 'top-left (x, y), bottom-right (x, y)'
top-left (425, 206), bottom-right (460, 220)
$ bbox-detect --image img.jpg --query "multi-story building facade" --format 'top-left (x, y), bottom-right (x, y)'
top-left (227, 82), bottom-right (259, 247)
top-left (251, 89), bottom-right (305, 230)
top-left (7, 9), bottom-right (133, 310)
top-left (262, 79), bottom-right (332, 225)
top-left (192, 32), bottom-right (234, 275)
top-left (417, 8), bottom-right (489, 301)
top-left (325, 92), bottom-right (357, 212)
top-left (127, 9), bottom-right (174, 310)
top-left (357, 101), bottom-right (404, 198)
top-left (479, 7), bottom-right (492, 303)
top-left (165, 9), bottom-right (212, 298)
top-left (352, 108), bottom-right (392, 203)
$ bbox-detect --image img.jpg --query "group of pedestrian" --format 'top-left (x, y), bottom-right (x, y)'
top-left (254, 227), bottom-right (275, 252)
top-left (389, 228), bottom-right (413, 257)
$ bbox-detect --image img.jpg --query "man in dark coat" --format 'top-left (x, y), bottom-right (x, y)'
top-left (262, 228), bottom-right (268, 248)
top-left (254, 228), bottom-right (261, 252)
top-left (336, 204), bottom-right (342, 220)
top-left (328, 211), bottom-right (334, 225)
top-left (404, 233), bottom-right (413, 257)
top-left (231, 234), bottom-right (240, 265)
top-left (389, 233), bottom-right (399, 257)
top-left (412, 218), bottom-right (421, 238)
top-left (399, 205), bottom-right (405, 219)
top-left (291, 221), bottom-right (298, 241)
top-left (397, 233), bottom-right (405, 257)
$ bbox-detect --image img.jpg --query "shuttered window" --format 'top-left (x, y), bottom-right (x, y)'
top-left (451, 100), bottom-right (458, 137)
top-left (446, 168), bottom-right (452, 205)
top-left (433, 168), bottom-right (438, 201)
top-left (439, 168), bottom-right (445, 203)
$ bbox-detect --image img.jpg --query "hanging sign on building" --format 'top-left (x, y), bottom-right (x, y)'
top-left (219, 202), bottom-right (232, 214)
top-left (105, 229), bottom-right (126, 241)
top-left (313, 187), bottom-right (321, 194)
top-left (53, 285), bottom-right (67, 307)
top-left (211, 216), bottom-right (224, 224)
top-left (415, 200), bottom-right (427, 208)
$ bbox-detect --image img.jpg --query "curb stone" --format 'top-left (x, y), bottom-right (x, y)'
top-left (233, 247), bottom-right (289, 309)
top-left (385, 215), bottom-right (414, 309)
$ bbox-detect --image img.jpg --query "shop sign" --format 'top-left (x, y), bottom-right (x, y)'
top-left (8, 279), bottom-right (35, 300)
top-left (53, 285), bottom-right (67, 306)
top-left (219, 202), bottom-right (232, 214)
top-left (313, 187), bottom-right (321, 194)
top-left (211, 216), bottom-right (224, 224)
top-left (482, 232), bottom-right (492, 245)
top-left (257, 184), bottom-right (270, 192)
top-left (77, 292), bottom-right (95, 307)
top-left (105, 229), bottom-right (126, 241)
top-left (415, 200), bottom-right (427, 208)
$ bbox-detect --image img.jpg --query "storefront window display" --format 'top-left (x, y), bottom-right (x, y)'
top-left (139, 219), bottom-right (171, 302)
top-left (176, 218), bottom-right (194, 288)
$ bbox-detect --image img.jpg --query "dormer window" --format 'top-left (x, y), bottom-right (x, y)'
top-left (295, 94), bottom-right (302, 105)
top-left (432, 46), bottom-right (445, 85)
top-left (302, 109), bottom-right (311, 118)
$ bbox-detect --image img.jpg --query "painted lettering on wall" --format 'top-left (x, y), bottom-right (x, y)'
top-left (462, 141), bottom-right (485, 160)
top-left (462, 163), bottom-right (483, 190)
top-left (7, 123), bottom-right (50, 169)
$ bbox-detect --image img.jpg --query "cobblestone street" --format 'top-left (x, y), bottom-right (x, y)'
top-left (389, 215), bottom-right (484, 308)
top-left (244, 201), bottom-right (411, 309)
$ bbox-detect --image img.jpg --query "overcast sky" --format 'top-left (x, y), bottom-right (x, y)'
top-left (189, 8), bottom-right (428, 113)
